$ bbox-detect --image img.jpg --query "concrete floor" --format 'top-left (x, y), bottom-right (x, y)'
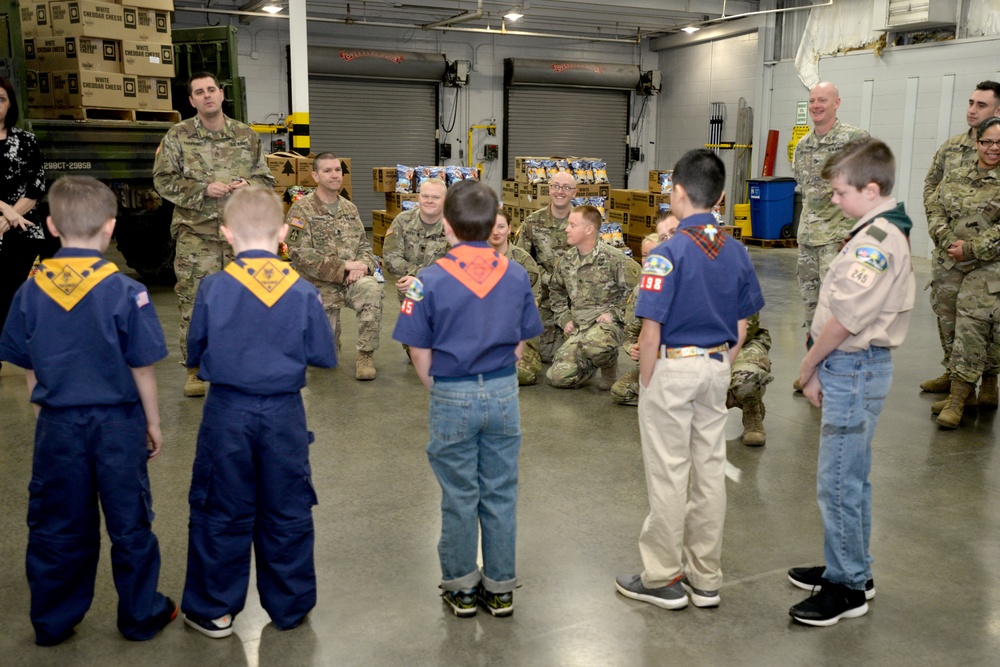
top-left (1, 243), bottom-right (999, 667)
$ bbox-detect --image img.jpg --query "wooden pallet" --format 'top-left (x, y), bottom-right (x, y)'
top-left (742, 236), bottom-right (797, 248)
top-left (31, 107), bottom-right (181, 123)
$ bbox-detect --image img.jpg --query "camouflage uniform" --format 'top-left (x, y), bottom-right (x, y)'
top-left (793, 119), bottom-right (869, 330)
top-left (506, 243), bottom-right (543, 385)
top-left (546, 240), bottom-right (630, 388)
top-left (285, 191), bottom-right (383, 353)
top-left (609, 284), bottom-right (643, 404)
top-left (382, 208), bottom-right (449, 305)
top-left (153, 115), bottom-right (275, 357)
top-left (516, 207), bottom-right (571, 362)
top-left (923, 131), bottom-right (976, 208)
top-left (926, 160), bottom-right (1000, 371)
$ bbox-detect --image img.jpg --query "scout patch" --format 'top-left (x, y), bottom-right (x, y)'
top-left (640, 255), bottom-right (672, 292)
top-left (854, 246), bottom-right (888, 272)
top-left (34, 258), bottom-right (119, 311)
top-left (405, 278), bottom-right (425, 301)
top-left (224, 257), bottom-right (300, 307)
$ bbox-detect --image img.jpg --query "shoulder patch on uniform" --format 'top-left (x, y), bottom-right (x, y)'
top-left (854, 246), bottom-right (888, 273)
top-left (289, 217), bottom-right (305, 229)
top-left (865, 225), bottom-right (887, 242)
top-left (404, 278), bottom-right (425, 301)
top-left (641, 254), bottom-right (673, 277)
top-left (135, 290), bottom-right (150, 308)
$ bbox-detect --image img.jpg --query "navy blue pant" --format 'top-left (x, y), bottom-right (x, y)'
top-left (182, 387), bottom-right (318, 629)
top-left (27, 402), bottom-right (169, 644)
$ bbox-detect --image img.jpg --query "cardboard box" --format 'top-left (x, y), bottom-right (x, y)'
top-left (371, 210), bottom-right (392, 236)
top-left (31, 37), bottom-right (123, 73)
top-left (24, 38), bottom-right (65, 71)
top-left (25, 71), bottom-right (54, 108)
top-left (296, 154), bottom-right (317, 187)
top-left (339, 183), bottom-right (353, 201)
top-left (135, 76), bottom-right (171, 110)
top-left (267, 152), bottom-right (299, 187)
top-left (648, 169), bottom-right (673, 194)
top-left (575, 183), bottom-right (610, 199)
top-left (630, 192), bottom-right (671, 219)
top-left (609, 189), bottom-right (644, 212)
top-left (625, 233), bottom-right (645, 257)
top-left (372, 167), bottom-right (397, 192)
top-left (519, 182), bottom-right (550, 208)
top-left (52, 71), bottom-right (137, 108)
top-left (121, 0), bottom-right (175, 10)
top-left (122, 40), bottom-right (174, 77)
top-left (385, 192), bottom-right (419, 216)
top-left (373, 233), bottom-right (385, 256)
top-left (606, 209), bottom-right (629, 232)
top-left (51, 1), bottom-right (127, 40)
top-left (123, 7), bottom-right (171, 42)
top-left (20, 3), bottom-right (52, 39)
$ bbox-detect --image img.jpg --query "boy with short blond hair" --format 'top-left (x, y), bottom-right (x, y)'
top-left (788, 137), bottom-right (915, 626)
top-left (0, 175), bottom-right (176, 646)
top-left (181, 186), bottom-right (336, 638)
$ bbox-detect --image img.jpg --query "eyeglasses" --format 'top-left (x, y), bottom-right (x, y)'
top-left (549, 184), bottom-right (576, 192)
top-left (979, 139), bottom-right (1000, 147)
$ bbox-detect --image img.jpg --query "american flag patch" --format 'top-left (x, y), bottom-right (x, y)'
top-left (135, 290), bottom-right (150, 308)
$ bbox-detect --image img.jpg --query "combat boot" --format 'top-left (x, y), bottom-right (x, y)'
top-left (184, 367), bottom-right (206, 398)
top-left (741, 400), bottom-right (766, 447)
top-left (978, 374), bottom-right (998, 409)
top-left (931, 386), bottom-right (977, 415)
top-left (356, 351), bottom-right (376, 381)
top-left (936, 379), bottom-right (976, 429)
top-left (920, 372), bottom-right (951, 393)
top-left (598, 363), bottom-right (617, 391)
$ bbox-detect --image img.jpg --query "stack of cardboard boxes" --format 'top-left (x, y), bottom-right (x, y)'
top-left (22, 0), bottom-right (174, 114)
top-left (501, 156), bottom-right (610, 235)
top-left (267, 152), bottom-right (352, 215)
top-left (370, 167), bottom-right (425, 256)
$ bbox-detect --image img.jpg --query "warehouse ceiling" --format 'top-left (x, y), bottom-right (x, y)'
top-left (175, 1), bottom-right (762, 41)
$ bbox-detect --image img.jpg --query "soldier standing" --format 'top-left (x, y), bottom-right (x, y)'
top-left (546, 204), bottom-right (632, 389)
top-left (153, 72), bottom-right (275, 397)
top-left (792, 81), bottom-right (868, 389)
top-left (921, 81), bottom-right (1000, 397)
top-left (285, 153), bottom-right (384, 380)
top-left (516, 171), bottom-right (577, 362)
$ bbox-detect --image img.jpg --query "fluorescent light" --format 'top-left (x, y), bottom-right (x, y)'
top-left (262, 4), bottom-right (283, 13)
top-left (504, 11), bottom-right (523, 21)
top-left (681, 26), bottom-right (700, 33)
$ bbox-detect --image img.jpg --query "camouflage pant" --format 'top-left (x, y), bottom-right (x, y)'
top-left (322, 276), bottom-right (384, 353)
top-left (951, 264), bottom-right (1000, 383)
top-left (517, 338), bottom-right (543, 385)
top-left (927, 255), bottom-right (1000, 373)
top-left (537, 283), bottom-right (566, 363)
top-left (611, 339), bottom-right (772, 406)
top-left (547, 322), bottom-right (624, 388)
top-left (797, 242), bottom-right (840, 330)
top-left (174, 231), bottom-right (232, 360)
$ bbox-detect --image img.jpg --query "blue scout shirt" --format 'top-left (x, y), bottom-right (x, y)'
top-left (0, 247), bottom-right (167, 408)
top-left (636, 213), bottom-right (764, 348)
top-left (392, 241), bottom-right (543, 378)
top-left (187, 250), bottom-right (336, 394)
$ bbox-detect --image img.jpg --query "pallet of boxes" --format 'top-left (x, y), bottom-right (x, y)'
top-left (267, 152), bottom-right (353, 217)
top-left (22, 0), bottom-right (177, 120)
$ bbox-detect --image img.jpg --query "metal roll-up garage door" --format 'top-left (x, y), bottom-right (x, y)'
top-left (308, 78), bottom-right (436, 226)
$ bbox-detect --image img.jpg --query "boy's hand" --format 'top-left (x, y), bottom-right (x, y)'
top-left (396, 275), bottom-right (415, 293)
top-left (628, 343), bottom-right (640, 361)
top-left (803, 374), bottom-right (823, 408)
top-left (146, 424), bottom-right (164, 461)
top-left (563, 320), bottom-right (575, 335)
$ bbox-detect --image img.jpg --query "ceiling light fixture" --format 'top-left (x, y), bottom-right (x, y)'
top-left (681, 26), bottom-right (700, 33)
top-left (261, 4), bottom-right (283, 13)
top-left (504, 6), bottom-right (524, 21)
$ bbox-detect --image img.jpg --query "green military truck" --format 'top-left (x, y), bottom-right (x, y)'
top-left (1, 1), bottom-right (249, 281)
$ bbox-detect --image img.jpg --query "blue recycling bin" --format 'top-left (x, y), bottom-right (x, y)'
top-left (748, 177), bottom-right (797, 240)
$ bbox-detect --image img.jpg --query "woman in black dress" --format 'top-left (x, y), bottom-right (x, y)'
top-left (0, 76), bottom-right (46, 364)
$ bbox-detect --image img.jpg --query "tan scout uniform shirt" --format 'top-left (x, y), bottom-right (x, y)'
top-left (285, 192), bottom-right (376, 301)
top-left (549, 240), bottom-right (631, 331)
top-left (516, 206), bottom-right (571, 284)
top-left (811, 200), bottom-right (915, 352)
top-left (153, 115), bottom-right (275, 237)
top-left (923, 131), bottom-right (976, 209)
top-left (381, 208), bottom-right (449, 278)
top-left (793, 119), bottom-right (869, 246)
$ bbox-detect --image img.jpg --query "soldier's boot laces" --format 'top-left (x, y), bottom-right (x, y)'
top-left (931, 386), bottom-right (977, 415)
top-left (356, 351), bottom-right (377, 381)
top-left (184, 367), bottom-right (206, 398)
top-left (741, 400), bottom-right (766, 447)
top-left (936, 379), bottom-right (976, 429)
top-left (978, 374), bottom-right (998, 409)
top-left (920, 371), bottom-right (951, 393)
top-left (598, 363), bottom-right (617, 391)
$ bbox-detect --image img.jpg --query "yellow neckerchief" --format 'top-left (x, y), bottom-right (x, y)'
top-left (34, 257), bottom-right (119, 311)
top-left (224, 256), bottom-right (300, 307)
top-left (436, 245), bottom-right (508, 299)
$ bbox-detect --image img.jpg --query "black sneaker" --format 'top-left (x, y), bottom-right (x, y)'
top-left (183, 612), bottom-right (234, 638)
top-left (788, 565), bottom-right (876, 600)
top-left (441, 589), bottom-right (477, 618)
top-left (477, 588), bottom-right (514, 617)
top-left (789, 581), bottom-right (868, 627)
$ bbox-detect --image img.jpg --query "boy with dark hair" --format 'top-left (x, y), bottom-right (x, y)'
top-left (181, 186), bottom-right (336, 638)
top-left (616, 149), bottom-right (764, 611)
top-left (788, 137), bottom-right (914, 626)
top-left (0, 176), bottom-right (176, 646)
top-left (392, 180), bottom-right (543, 618)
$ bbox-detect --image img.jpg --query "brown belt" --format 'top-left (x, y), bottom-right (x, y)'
top-left (658, 343), bottom-right (729, 359)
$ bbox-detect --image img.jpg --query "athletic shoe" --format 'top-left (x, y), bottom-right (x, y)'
top-left (789, 581), bottom-right (868, 627)
top-left (681, 576), bottom-right (720, 608)
top-left (441, 589), bottom-right (477, 618)
top-left (184, 612), bottom-right (234, 638)
top-left (615, 573), bottom-right (689, 610)
top-left (788, 565), bottom-right (875, 600)
top-left (477, 588), bottom-right (514, 617)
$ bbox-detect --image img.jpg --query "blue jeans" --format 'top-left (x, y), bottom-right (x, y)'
top-left (817, 347), bottom-right (893, 590)
top-left (426, 369), bottom-right (521, 593)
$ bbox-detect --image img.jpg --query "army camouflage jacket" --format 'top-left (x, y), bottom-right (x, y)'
top-left (153, 115), bottom-right (275, 238)
top-left (793, 119), bottom-right (869, 246)
top-left (923, 130), bottom-right (976, 210)
top-left (285, 192), bottom-right (377, 288)
top-left (926, 159), bottom-right (1000, 264)
top-left (506, 243), bottom-right (541, 296)
top-left (622, 283), bottom-right (642, 349)
top-left (549, 240), bottom-right (630, 331)
top-left (516, 206), bottom-right (571, 284)
top-left (381, 208), bottom-right (449, 278)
